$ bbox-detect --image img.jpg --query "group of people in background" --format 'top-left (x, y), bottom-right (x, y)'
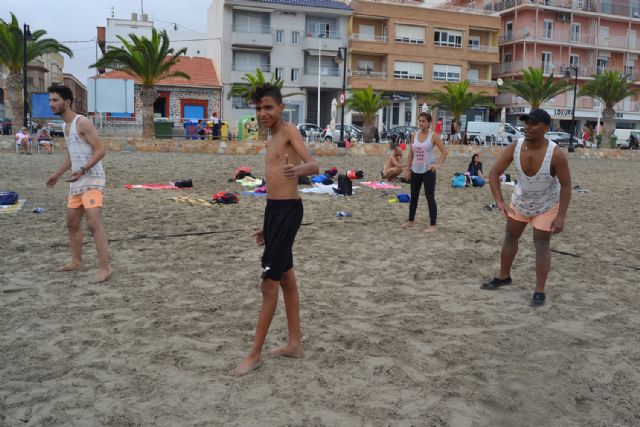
top-left (15, 124), bottom-right (54, 155)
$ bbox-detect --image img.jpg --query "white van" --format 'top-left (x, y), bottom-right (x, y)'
top-left (613, 129), bottom-right (640, 149)
top-left (466, 122), bottom-right (524, 145)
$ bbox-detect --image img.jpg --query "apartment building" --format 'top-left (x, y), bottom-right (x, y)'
top-left (452, 0), bottom-right (640, 130)
top-left (208, 0), bottom-right (351, 127)
top-left (349, 0), bottom-right (501, 129)
top-left (39, 52), bottom-right (65, 89)
top-left (63, 73), bottom-right (88, 116)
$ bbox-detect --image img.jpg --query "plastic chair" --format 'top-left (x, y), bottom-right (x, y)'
top-left (36, 139), bottom-right (54, 154)
top-left (15, 137), bottom-right (33, 154)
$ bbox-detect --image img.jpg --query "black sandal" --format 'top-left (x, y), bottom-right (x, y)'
top-left (480, 276), bottom-right (512, 290)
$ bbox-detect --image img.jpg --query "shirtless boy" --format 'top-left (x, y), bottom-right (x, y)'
top-left (232, 84), bottom-right (319, 376)
top-left (382, 146), bottom-right (404, 180)
top-left (45, 85), bottom-right (112, 284)
top-left (482, 109), bottom-right (571, 307)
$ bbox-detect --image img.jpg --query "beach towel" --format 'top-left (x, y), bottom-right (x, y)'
top-left (168, 196), bottom-right (214, 206)
top-left (125, 183), bottom-right (180, 190)
top-left (242, 191), bottom-right (268, 197)
top-left (300, 183), bottom-right (358, 195)
top-left (0, 199), bottom-right (26, 214)
top-left (361, 181), bottom-right (401, 190)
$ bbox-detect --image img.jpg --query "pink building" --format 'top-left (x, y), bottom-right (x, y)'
top-left (448, 0), bottom-right (640, 131)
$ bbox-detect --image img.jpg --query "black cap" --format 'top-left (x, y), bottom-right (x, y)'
top-left (519, 109), bottom-right (551, 126)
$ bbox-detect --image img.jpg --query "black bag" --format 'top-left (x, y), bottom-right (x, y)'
top-left (174, 179), bottom-right (193, 188)
top-left (335, 174), bottom-right (352, 196)
top-left (298, 176), bottom-right (311, 185)
top-left (0, 191), bottom-right (19, 205)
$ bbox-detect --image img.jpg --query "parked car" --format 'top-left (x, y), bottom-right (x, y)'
top-left (47, 119), bottom-right (65, 136)
top-left (545, 131), bottom-right (584, 148)
top-left (0, 117), bottom-right (12, 135)
top-left (466, 122), bottom-right (523, 145)
top-left (322, 124), bottom-right (362, 142)
top-left (387, 126), bottom-right (417, 145)
top-left (296, 123), bottom-right (323, 140)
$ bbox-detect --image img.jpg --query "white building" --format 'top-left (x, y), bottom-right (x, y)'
top-left (208, 0), bottom-right (352, 127)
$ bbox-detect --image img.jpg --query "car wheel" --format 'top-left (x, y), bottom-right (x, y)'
top-left (324, 136), bottom-right (333, 142)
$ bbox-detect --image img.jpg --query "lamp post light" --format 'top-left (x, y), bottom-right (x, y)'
top-left (564, 66), bottom-right (578, 153)
top-left (335, 46), bottom-right (348, 148)
top-left (23, 23), bottom-right (32, 128)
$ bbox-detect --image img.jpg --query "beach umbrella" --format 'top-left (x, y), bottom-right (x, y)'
top-left (421, 103), bottom-right (429, 113)
top-left (330, 98), bottom-right (338, 131)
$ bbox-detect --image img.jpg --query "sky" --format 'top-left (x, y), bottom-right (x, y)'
top-left (4, 0), bottom-right (212, 84)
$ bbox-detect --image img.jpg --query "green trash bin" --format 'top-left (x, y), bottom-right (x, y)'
top-left (609, 135), bottom-right (617, 149)
top-left (596, 134), bottom-right (602, 148)
top-left (153, 119), bottom-right (173, 139)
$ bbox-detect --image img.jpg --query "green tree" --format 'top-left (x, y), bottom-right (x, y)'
top-left (345, 85), bottom-right (390, 143)
top-left (427, 81), bottom-right (494, 141)
top-left (499, 67), bottom-right (573, 109)
top-left (91, 28), bottom-right (189, 138)
top-left (227, 69), bottom-right (298, 140)
top-left (578, 70), bottom-right (637, 147)
top-left (0, 13), bottom-right (73, 128)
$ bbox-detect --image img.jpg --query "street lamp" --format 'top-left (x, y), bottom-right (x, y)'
top-left (316, 33), bottom-right (325, 129)
top-left (335, 46), bottom-right (348, 148)
top-left (564, 66), bottom-right (578, 153)
top-left (23, 23), bottom-right (32, 128)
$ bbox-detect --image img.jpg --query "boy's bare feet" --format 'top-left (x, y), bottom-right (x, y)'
top-left (57, 262), bottom-right (82, 272)
top-left (401, 221), bottom-right (415, 229)
top-left (231, 354), bottom-right (263, 376)
top-left (424, 226), bottom-right (437, 233)
top-left (89, 267), bottom-right (113, 284)
top-left (268, 344), bottom-right (304, 358)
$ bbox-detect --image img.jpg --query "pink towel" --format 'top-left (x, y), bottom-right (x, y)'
top-left (361, 182), bottom-right (401, 189)
top-left (124, 184), bottom-right (180, 190)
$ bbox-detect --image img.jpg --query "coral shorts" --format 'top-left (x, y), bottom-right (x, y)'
top-left (67, 189), bottom-right (104, 209)
top-left (508, 203), bottom-right (559, 231)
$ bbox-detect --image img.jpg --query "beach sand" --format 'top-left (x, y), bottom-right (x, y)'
top-left (1, 150), bottom-right (639, 426)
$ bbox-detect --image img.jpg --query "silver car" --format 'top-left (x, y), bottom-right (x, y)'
top-left (47, 119), bottom-right (64, 136)
top-left (322, 124), bottom-right (362, 142)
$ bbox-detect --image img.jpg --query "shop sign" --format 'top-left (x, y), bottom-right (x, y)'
top-left (508, 106), bottom-right (526, 114)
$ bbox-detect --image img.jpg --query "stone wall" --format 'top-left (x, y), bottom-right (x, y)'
top-left (1, 136), bottom-right (639, 160)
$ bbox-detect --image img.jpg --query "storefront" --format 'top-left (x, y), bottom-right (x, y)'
top-left (381, 93), bottom-right (417, 129)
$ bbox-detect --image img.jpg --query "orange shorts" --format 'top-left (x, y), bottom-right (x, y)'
top-left (67, 189), bottom-right (104, 209)
top-left (508, 203), bottom-right (559, 231)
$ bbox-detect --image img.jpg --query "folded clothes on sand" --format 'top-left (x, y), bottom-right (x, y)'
top-left (361, 181), bottom-right (401, 189)
top-left (125, 183), bottom-right (180, 190)
top-left (0, 199), bottom-right (26, 214)
top-left (235, 177), bottom-right (263, 187)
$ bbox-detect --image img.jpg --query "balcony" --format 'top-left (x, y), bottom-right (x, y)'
top-left (350, 70), bottom-right (388, 79)
top-left (300, 70), bottom-right (342, 88)
top-left (302, 34), bottom-right (342, 52)
top-left (468, 78), bottom-right (498, 87)
top-left (492, 61), bottom-right (525, 75)
top-left (469, 44), bottom-right (499, 53)
top-left (351, 33), bottom-right (388, 43)
top-left (231, 25), bottom-right (273, 48)
top-left (230, 63), bottom-right (271, 82)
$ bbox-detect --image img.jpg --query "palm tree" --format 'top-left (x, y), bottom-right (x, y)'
top-left (91, 28), bottom-right (189, 138)
top-left (0, 13), bottom-right (73, 128)
top-left (227, 69), bottom-right (298, 140)
top-left (427, 80), bottom-right (494, 141)
top-left (499, 67), bottom-right (573, 109)
top-left (345, 85), bottom-right (390, 143)
top-left (579, 70), bottom-right (637, 148)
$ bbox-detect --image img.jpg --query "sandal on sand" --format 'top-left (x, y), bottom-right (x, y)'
top-left (529, 292), bottom-right (546, 307)
top-left (480, 276), bottom-right (512, 290)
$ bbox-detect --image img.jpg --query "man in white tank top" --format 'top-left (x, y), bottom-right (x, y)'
top-left (45, 85), bottom-right (112, 284)
top-left (482, 109), bottom-right (571, 307)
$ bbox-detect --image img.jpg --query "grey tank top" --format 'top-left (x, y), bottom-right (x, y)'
top-left (64, 115), bottom-right (105, 196)
top-left (511, 139), bottom-right (560, 216)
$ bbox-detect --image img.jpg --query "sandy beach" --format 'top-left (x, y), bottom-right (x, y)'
top-left (1, 150), bottom-right (639, 426)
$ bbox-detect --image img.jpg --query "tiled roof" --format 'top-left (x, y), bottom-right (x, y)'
top-left (94, 57), bottom-right (221, 88)
top-left (255, 0), bottom-right (351, 10)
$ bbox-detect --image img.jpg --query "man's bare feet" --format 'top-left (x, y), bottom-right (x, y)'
top-left (89, 267), bottom-right (113, 284)
top-left (267, 344), bottom-right (304, 358)
top-left (231, 354), bottom-right (263, 376)
top-left (424, 225), bottom-right (437, 233)
top-left (401, 221), bottom-right (415, 229)
top-left (57, 262), bottom-right (82, 272)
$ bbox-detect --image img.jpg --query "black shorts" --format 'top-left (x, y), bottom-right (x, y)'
top-left (261, 199), bottom-right (303, 281)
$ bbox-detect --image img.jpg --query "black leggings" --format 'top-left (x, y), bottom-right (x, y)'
top-left (409, 170), bottom-right (437, 225)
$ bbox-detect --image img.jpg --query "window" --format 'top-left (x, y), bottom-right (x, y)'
top-left (569, 54), bottom-right (579, 68)
top-left (505, 21), bottom-right (513, 40)
top-left (232, 96), bottom-right (249, 109)
top-left (434, 29), bottom-right (463, 47)
top-left (291, 68), bottom-right (299, 82)
top-left (571, 23), bottom-right (581, 43)
top-left (275, 67), bottom-right (283, 81)
top-left (468, 36), bottom-right (480, 50)
top-left (543, 20), bottom-right (553, 40)
top-left (291, 31), bottom-right (299, 45)
top-left (432, 64), bottom-right (461, 82)
top-left (233, 51), bottom-right (270, 72)
top-left (395, 24), bottom-right (425, 44)
top-left (504, 52), bottom-right (513, 62)
top-left (541, 52), bottom-right (552, 67)
top-left (624, 65), bottom-right (635, 79)
top-left (597, 58), bottom-right (608, 74)
top-left (305, 55), bottom-right (339, 75)
top-left (275, 30), bottom-right (284, 44)
top-left (357, 60), bottom-right (375, 71)
top-left (359, 24), bottom-right (376, 41)
top-left (233, 11), bottom-right (270, 33)
top-left (394, 61), bottom-right (423, 80)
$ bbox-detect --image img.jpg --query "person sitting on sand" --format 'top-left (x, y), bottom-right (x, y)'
top-left (382, 146), bottom-right (404, 180)
top-left (467, 153), bottom-right (485, 180)
top-left (232, 83), bottom-right (319, 376)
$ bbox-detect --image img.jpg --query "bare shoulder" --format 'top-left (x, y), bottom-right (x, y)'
top-left (551, 144), bottom-right (569, 164)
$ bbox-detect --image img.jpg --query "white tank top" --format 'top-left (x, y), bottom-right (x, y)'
top-left (411, 130), bottom-right (435, 174)
top-left (511, 139), bottom-right (560, 216)
top-left (64, 115), bottom-right (106, 196)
